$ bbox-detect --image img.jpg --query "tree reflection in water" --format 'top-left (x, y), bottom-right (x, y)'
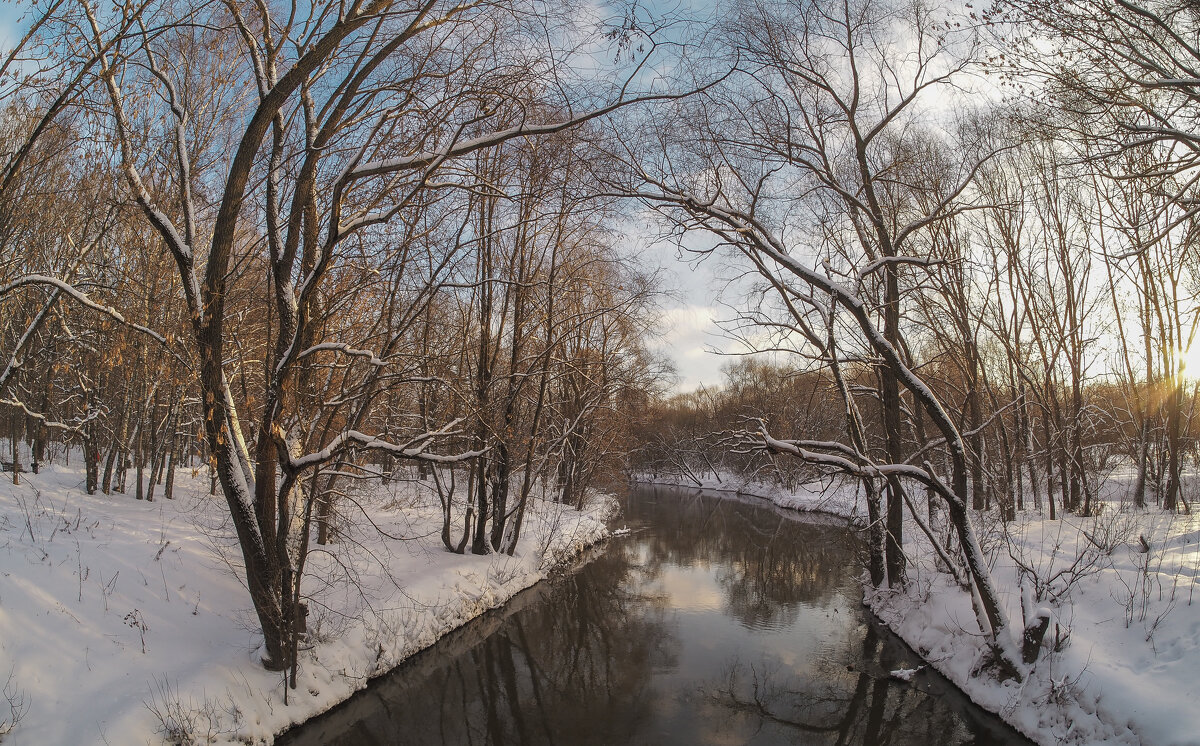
top-left (279, 487), bottom-right (1029, 746)
top-left (706, 621), bottom-right (1023, 745)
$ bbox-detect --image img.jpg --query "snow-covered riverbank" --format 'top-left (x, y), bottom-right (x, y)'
top-left (632, 472), bottom-right (1200, 746)
top-left (0, 463), bottom-right (614, 744)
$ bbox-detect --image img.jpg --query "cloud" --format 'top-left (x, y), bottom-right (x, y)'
top-left (652, 304), bottom-right (732, 392)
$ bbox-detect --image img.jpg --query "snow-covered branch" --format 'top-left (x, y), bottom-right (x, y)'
top-left (0, 287), bottom-right (61, 396)
top-left (295, 342), bottom-right (387, 367)
top-left (0, 398), bottom-right (99, 433)
top-left (0, 275), bottom-right (171, 348)
top-left (289, 419), bottom-right (486, 471)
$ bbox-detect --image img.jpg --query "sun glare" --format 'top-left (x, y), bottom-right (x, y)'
top-left (1182, 345), bottom-right (1200, 380)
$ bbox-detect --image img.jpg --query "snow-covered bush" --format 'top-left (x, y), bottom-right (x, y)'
top-left (144, 678), bottom-right (243, 746)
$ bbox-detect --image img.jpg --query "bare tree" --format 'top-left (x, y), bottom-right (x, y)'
top-left (1000, 0), bottom-right (1200, 513)
top-left (614, 0), bottom-right (1026, 673)
top-left (2, 0), bottom-right (690, 676)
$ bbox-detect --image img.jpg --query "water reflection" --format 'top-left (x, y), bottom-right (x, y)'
top-left (280, 487), bottom-right (1029, 746)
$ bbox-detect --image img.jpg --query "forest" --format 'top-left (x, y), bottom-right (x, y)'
top-left (1, 0), bottom-right (1198, 743)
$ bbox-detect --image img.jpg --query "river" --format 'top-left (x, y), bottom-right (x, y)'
top-left (279, 485), bottom-right (1032, 745)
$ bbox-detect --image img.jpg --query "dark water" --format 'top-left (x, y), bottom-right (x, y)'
top-left (280, 486), bottom-right (1031, 745)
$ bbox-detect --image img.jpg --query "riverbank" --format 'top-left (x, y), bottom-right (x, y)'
top-left (281, 483), bottom-right (1020, 745)
top-left (0, 463), bottom-right (614, 744)
top-left (631, 472), bottom-right (1199, 746)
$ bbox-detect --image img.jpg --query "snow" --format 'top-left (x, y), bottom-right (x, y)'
top-left (633, 470), bottom-right (1200, 746)
top-left (0, 458), bottom-right (614, 744)
top-left (4, 451), bottom-right (1196, 746)
top-left (889, 666), bottom-right (923, 681)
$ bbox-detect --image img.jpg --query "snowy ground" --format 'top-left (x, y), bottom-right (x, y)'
top-left (0, 460), bottom-right (613, 745)
top-left (632, 471), bottom-right (1200, 746)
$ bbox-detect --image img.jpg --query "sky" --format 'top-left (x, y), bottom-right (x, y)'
top-left (618, 214), bottom-right (749, 393)
top-left (0, 4), bottom-right (20, 47)
top-left (0, 3), bottom-right (735, 395)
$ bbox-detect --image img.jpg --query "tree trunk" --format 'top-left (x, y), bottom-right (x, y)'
top-left (116, 450), bottom-right (129, 493)
top-left (9, 408), bottom-right (19, 486)
top-left (472, 458), bottom-right (492, 555)
top-left (881, 265), bottom-right (907, 588)
top-left (966, 362), bottom-right (985, 511)
top-left (1042, 416), bottom-right (1056, 520)
top-left (85, 434), bottom-right (99, 495)
top-left (135, 458), bottom-right (145, 501)
top-left (316, 492), bottom-right (333, 545)
top-left (996, 410), bottom-right (1016, 521)
top-left (164, 434), bottom-right (178, 500)
top-left (1133, 420), bottom-right (1148, 509)
top-left (864, 478), bottom-right (886, 587)
top-left (146, 450), bottom-right (160, 502)
top-left (102, 442), bottom-right (119, 494)
top-left (489, 443), bottom-right (511, 551)
top-left (1164, 379), bottom-right (1183, 511)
